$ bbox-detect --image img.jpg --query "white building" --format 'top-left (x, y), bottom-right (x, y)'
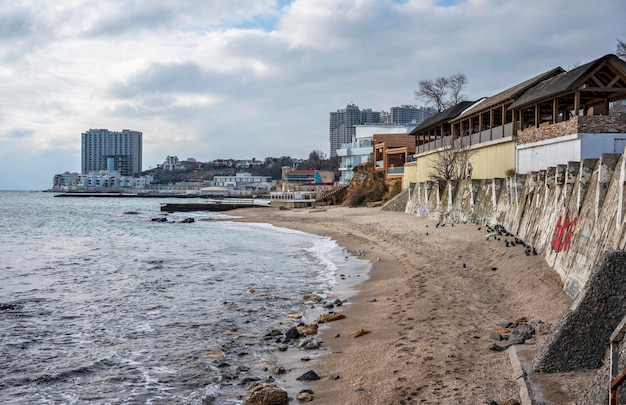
top-left (212, 172), bottom-right (272, 188)
top-left (336, 124), bottom-right (407, 182)
top-left (52, 170), bottom-right (153, 190)
top-left (163, 155), bottom-right (182, 171)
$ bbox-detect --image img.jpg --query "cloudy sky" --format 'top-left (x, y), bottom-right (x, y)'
top-left (1, 0), bottom-right (624, 190)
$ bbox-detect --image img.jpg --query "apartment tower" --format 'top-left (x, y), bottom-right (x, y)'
top-left (81, 129), bottom-right (143, 176)
top-left (329, 104), bottom-right (381, 157)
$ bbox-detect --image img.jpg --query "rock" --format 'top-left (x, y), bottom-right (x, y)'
top-left (285, 327), bottom-right (301, 340)
top-left (488, 343), bottom-right (507, 352)
top-left (315, 312), bottom-right (346, 323)
top-left (296, 370), bottom-right (321, 381)
top-left (296, 391), bottom-right (314, 402)
top-left (244, 383), bottom-right (288, 405)
top-left (297, 324), bottom-right (319, 335)
top-left (348, 328), bottom-right (371, 338)
top-left (366, 298), bottom-right (377, 302)
top-left (266, 329), bottom-right (283, 337)
top-left (270, 365), bottom-right (286, 374)
top-left (303, 294), bottom-right (323, 302)
top-left (506, 336), bottom-right (526, 347)
top-left (241, 377), bottom-right (261, 384)
top-left (489, 331), bottom-right (503, 341)
top-left (328, 374), bottom-right (341, 380)
top-left (246, 288), bottom-right (255, 294)
top-left (502, 399), bottom-right (521, 405)
top-left (483, 400), bottom-right (500, 405)
top-left (303, 341), bottom-right (321, 350)
top-left (151, 217), bottom-right (168, 222)
top-left (180, 217), bottom-right (195, 223)
top-left (287, 313), bottom-right (302, 319)
top-left (513, 316), bottom-right (527, 323)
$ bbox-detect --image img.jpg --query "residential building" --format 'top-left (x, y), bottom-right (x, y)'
top-left (81, 129), bottom-right (142, 176)
top-left (337, 124), bottom-right (407, 182)
top-left (163, 156), bottom-right (182, 171)
top-left (389, 105), bottom-right (436, 125)
top-left (373, 132), bottom-right (417, 180)
top-left (404, 53), bottom-right (626, 186)
top-left (329, 103), bottom-right (382, 158)
top-left (212, 172), bottom-right (272, 188)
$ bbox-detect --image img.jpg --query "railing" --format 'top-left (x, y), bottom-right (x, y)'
top-left (610, 314), bottom-right (626, 404)
top-left (387, 167), bottom-right (404, 175)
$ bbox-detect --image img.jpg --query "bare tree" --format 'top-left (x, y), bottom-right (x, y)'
top-left (448, 73), bottom-right (468, 106)
top-left (307, 149), bottom-right (327, 170)
top-left (415, 73), bottom-right (468, 112)
top-left (429, 141), bottom-right (475, 187)
top-left (617, 38), bottom-right (626, 60)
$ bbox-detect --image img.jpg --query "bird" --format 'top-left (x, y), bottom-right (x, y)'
top-left (505, 241), bottom-right (510, 247)
top-left (477, 227), bottom-right (482, 231)
top-left (436, 223), bottom-right (440, 228)
top-left (462, 263), bottom-right (467, 268)
top-left (532, 247), bottom-right (538, 255)
top-left (377, 257), bottom-right (382, 261)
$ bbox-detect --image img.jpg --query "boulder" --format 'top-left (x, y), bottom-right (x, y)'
top-left (244, 383), bottom-right (288, 405)
top-left (296, 370), bottom-right (321, 381)
top-left (297, 324), bottom-right (319, 335)
top-left (315, 312), bottom-right (345, 323)
top-left (348, 328), bottom-right (371, 338)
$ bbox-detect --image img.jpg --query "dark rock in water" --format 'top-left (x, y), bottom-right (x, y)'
top-left (151, 217), bottom-right (167, 222)
top-left (241, 376), bottom-right (261, 385)
top-left (266, 329), bottom-right (282, 337)
top-left (180, 217), bottom-right (195, 223)
top-left (285, 327), bottom-right (300, 340)
top-left (333, 299), bottom-right (343, 306)
top-left (296, 370), bottom-right (320, 381)
top-left (243, 383), bottom-right (288, 405)
top-left (0, 303), bottom-right (18, 311)
top-left (124, 211), bottom-right (139, 215)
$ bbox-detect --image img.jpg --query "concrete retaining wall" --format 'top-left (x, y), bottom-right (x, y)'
top-left (406, 151), bottom-right (626, 300)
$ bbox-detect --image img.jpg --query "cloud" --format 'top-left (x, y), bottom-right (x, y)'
top-left (1, 0), bottom-right (625, 189)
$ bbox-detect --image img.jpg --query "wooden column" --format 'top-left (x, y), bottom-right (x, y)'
top-left (490, 109), bottom-right (494, 140)
top-left (574, 91), bottom-right (580, 116)
top-left (553, 98), bottom-right (558, 124)
top-left (534, 104), bottom-right (539, 128)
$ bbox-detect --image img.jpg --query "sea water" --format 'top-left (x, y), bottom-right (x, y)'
top-left (0, 191), bottom-right (369, 404)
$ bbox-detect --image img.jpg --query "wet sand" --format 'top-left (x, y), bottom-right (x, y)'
top-left (229, 205), bottom-right (578, 404)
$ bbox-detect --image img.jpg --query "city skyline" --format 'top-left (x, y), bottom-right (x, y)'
top-left (0, 0), bottom-right (624, 189)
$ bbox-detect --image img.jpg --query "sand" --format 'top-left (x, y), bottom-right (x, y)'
top-left (228, 205), bottom-right (581, 404)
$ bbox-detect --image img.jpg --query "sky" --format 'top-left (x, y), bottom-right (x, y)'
top-left (1, 0), bottom-right (625, 190)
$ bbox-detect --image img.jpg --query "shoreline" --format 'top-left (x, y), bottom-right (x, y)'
top-left (228, 205), bottom-right (590, 404)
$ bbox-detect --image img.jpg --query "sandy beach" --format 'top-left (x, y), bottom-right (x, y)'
top-left (230, 205), bottom-right (580, 404)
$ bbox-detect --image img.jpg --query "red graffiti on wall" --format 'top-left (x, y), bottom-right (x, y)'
top-left (551, 209), bottom-right (577, 253)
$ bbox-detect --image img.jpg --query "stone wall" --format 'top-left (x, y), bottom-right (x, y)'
top-left (403, 150), bottom-right (626, 379)
top-left (517, 115), bottom-right (626, 144)
top-left (533, 250), bottom-right (626, 372)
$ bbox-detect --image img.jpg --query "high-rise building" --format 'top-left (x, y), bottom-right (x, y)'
top-left (329, 104), bottom-right (381, 157)
top-left (389, 105), bottom-right (437, 125)
top-left (81, 129), bottom-right (143, 176)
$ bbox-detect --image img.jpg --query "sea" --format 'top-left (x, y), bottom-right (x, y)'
top-left (0, 191), bottom-right (370, 404)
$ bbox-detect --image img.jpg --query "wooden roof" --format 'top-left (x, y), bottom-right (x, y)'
top-left (409, 101), bottom-right (476, 135)
top-left (452, 67), bottom-right (565, 121)
top-left (509, 54), bottom-right (626, 109)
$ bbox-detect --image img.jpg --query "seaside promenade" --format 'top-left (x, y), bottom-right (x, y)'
top-left (233, 205), bottom-right (591, 404)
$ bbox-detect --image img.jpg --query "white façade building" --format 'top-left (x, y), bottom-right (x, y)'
top-left (212, 172), bottom-right (272, 188)
top-left (52, 170), bottom-right (153, 190)
top-left (336, 124), bottom-right (407, 182)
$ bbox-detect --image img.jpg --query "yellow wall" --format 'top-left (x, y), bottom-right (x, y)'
top-left (403, 139), bottom-right (516, 189)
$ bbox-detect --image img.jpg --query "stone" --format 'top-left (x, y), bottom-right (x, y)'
top-left (489, 331), bottom-right (503, 341)
top-left (296, 391), bottom-right (314, 402)
top-left (180, 217), bottom-right (195, 223)
top-left (316, 312), bottom-right (346, 323)
top-left (502, 399), bottom-right (521, 405)
top-left (285, 327), bottom-right (301, 340)
top-left (244, 383), bottom-right (288, 405)
top-left (488, 343), bottom-right (507, 352)
top-left (303, 294), bottom-right (323, 302)
top-left (296, 370), bottom-right (321, 381)
top-left (297, 324), bottom-right (319, 335)
top-left (287, 313), bottom-right (302, 319)
top-left (348, 328), bottom-right (371, 338)
top-left (328, 374), bottom-right (341, 380)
